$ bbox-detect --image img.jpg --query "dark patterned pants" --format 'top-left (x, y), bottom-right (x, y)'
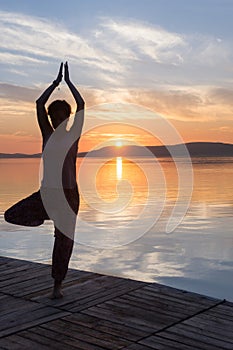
top-left (4, 187), bottom-right (79, 282)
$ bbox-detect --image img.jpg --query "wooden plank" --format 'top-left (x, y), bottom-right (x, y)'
top-left (0, 258), bottom-right (41, 275)
top-left (139, 334), bottom-right (202, 350)
top-left (100, 299), bottom-right (177, 325)
top-left (182, 312), bottom-right (233, 338)
top-left (22, 325), bottom-right (116, 350)
top-left (0, 256), bottom-right (13, 264)
top-left (32, 275), bottom-right (144, 311)
top-left (0, 294), bottom-right (36, 317)
top-left (0, 334), bottom-right (53, 350)
top-left (207, 303), bottom-right (233, 320)
top-left (120, 344), bottom-right (155, 350)
top-left (1, 275), bottom-right (54, 297)
top-left (0, 266), bottom-right (51, 288)
top-left (0, 337), bottom-right (26, 350)
top-left (144, 284), bottom-right (220, 304)
top-left (1, 256), bottom-right (233, 350)
top-left (0, 257), bottom-right (94, 297)
top-left (134, 286), bottom-right (219, 308)
top-left (62, 313), bottom-right (146, 342)
top-left (225, 301), bottom-right (233, 307)
top-left (168, 322), bottom-right (233, 345)
top-left (127, 288), bottom-right (212, 308)
top-left (23, 270), bottom-right (97, 300)
top-left (17, 329), bottom-right (83, 350)
top-left (1, 269), bottom-right (93, 298)
top-left (112, 294), bottom-right (202, 318)
top-left (0, 262), bottom-right (46, 279)
top-left (68, 280), bottom-right (145, 313)
top-left (31, 273), bottom-right (113, 304)
top-left (150, 327), bottom-right (232, 350)
top-left (0, 256), bottom-right (33, 268)
top-left (39, 318), bottom-right (131, 349)
top-left (0, 298), bottom-right (70, 337)
top-left (83, 304), bottom-right (163, 334)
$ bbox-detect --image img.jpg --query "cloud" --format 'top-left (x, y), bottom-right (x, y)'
top-left (0, 52), bottom-right (45, 65)
top-left (0, 83), bottom-right (104, 111)
top-left (99, 18), bottom-right (186, 65)
top-left (211, 126), bottom-right (233, 132)
top-left (0, 10), bottom-right (125, 79)
top-left (209, 88), bottom-right (233, 106)
top-left (0, 83), bottom-right (39, 102)
top-left (2, 81), bottom-right (233, 124)
top-left (91, 20), bottom-right (232, 94)
top-left (123, 87), bottom-right (233, 121)
top-left (1, 10), bottom-right (232, 89)
top-left (0, 10), bottom-right (187, 71)
top-left (1, 11), bottom-right (233, 126)
top-left (0, 11), bottom-right (92, 59)
top-left (193, 35), bottom-right (232, 67)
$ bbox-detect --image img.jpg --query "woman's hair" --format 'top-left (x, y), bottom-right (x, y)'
top-left (47, 100), bottom-right (72, 118)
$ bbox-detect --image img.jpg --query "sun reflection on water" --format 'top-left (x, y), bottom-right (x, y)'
top-left (116, 156), bottom-right (122, 180)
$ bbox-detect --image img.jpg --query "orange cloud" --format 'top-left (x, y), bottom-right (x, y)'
top-left (80, 123), bottom-right (162, 151)
top-left (1, 83), bottom-right (233, 154)
top-left (123, 87), bottom-right (233, 121)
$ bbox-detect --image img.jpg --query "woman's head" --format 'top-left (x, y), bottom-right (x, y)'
top-left (48, 100), bottom-right (72, 128)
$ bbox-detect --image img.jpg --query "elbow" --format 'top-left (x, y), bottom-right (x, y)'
top-left (36, 99), bottom-right (45, 112)
top-left (78, 100), bottom-right (85, 110)
top-left (36, 97), bottom-right (45, 106)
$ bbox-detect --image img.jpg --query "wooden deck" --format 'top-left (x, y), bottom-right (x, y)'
top-left (0, 256), bottom-right (233, 350)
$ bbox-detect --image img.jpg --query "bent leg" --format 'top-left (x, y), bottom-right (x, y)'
top-left (4, 191), bottom-right (49, 227)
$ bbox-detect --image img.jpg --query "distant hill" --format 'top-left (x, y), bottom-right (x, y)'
top-left (1, 142), bottom-right (233, 159)
top-left (0, 153), bottom-right (41, 159)
top-left (180, 142), bottom-right (233, 157)
top-left (79, 142), bottom-right (233, 158)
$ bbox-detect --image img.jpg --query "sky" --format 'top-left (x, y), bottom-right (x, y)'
top-left (0, 0), bottom-right (233, 153)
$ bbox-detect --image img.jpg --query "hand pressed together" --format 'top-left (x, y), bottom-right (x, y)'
top-left (64, 61), bottom-right (70, 83)
top-left (53, 62), bottom-right (63, 86)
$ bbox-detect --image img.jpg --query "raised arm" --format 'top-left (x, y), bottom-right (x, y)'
top-left (36, 63), bottom-right (63, 138)
top-left (64, 62), bottom-right (85, 112)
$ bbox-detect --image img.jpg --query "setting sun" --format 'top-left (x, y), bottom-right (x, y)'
top-left (115, 140), bottom-right (123, 147)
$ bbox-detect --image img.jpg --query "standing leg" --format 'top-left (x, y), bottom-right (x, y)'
top-left (50, 228), bottom-right (74, 299)
top-left (50, 187), bottom-right (79, 299)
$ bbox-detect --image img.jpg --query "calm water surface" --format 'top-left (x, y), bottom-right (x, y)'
top-left (0, 157), bottom-right (233, 301)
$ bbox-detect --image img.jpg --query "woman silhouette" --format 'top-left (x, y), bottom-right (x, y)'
top-left (5, 62), bottom-right (85, 298)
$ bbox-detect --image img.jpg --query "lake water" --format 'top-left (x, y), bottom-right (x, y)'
top-left (0, 157), bottom-right (233, 301)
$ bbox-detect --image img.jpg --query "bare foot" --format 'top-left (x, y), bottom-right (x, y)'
top-left (50, 281), bottom-right (64, 299)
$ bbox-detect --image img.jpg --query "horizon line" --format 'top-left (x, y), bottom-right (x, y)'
top-left (1, 141), bottom-right (233, 157)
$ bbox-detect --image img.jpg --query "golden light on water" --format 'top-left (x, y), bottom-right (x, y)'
top-left (2, 158), bottom-right (233, 220)
top-left (92, 157), bottom-right (148, 205)
top-left (116, 157), bottom-right (122, 180)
